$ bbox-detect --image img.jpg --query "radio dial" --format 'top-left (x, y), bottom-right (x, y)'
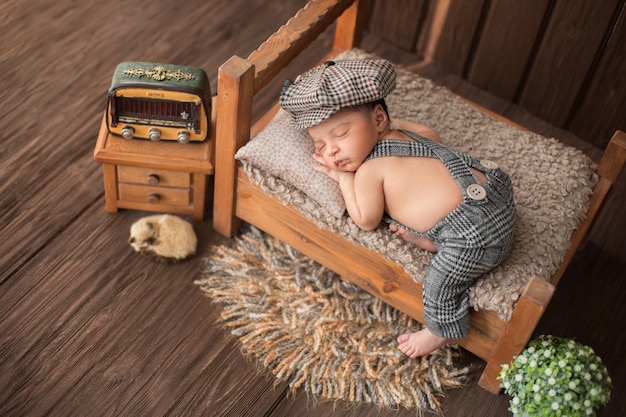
top-left (149, 128), bottom-right (161, 141)
top-left (177, 131), bottom-right (191, 144)
top-left (121, 126), bottom-right (134, 139)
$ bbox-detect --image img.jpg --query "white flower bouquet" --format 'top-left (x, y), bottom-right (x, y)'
top-left (498, 335), bottom-right (612, 416)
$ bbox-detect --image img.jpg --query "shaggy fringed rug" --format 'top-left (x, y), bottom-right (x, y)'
top-left (195, 226), bottom-right (470, 414)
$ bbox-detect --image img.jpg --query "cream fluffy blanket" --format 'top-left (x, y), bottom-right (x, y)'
top-left (242, 49), bottom-right (597, 320)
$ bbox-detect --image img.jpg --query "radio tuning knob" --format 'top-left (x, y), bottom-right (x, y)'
top-left (121, 126), bottom-right (134, 139)
top-left (149, 128), bottom-right (161, 141)
top-left (177, 131), bottom-right (190, 144)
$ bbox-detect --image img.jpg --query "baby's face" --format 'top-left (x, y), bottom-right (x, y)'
top-left (307, 107), bottom-right (382, 172)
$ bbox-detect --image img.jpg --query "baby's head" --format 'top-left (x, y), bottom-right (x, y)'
top-left (280, 60), bottom-right (397, 172)
top-left (279, 59), bottom-right (396, 129)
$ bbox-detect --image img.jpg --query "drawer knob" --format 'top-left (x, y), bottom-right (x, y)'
top-left (147, 174), bottom-right (160, 185)
top-left (147, 193), bottom-right (161, 204)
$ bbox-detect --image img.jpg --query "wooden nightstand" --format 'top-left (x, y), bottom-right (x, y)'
top-left (93, 107), bottom-right (214, 221)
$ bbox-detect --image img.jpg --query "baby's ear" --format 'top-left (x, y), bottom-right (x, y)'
top-left (373, 104), bottom-right (388, 130)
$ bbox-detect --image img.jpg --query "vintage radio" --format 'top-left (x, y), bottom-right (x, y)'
top-left (106, 62), bottom-right (211, 144)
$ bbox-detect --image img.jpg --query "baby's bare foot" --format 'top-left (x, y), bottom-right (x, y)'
top-left (389, 224), bottom-right (437, 253)
top-left (397, 328), bottom-right (450, 358)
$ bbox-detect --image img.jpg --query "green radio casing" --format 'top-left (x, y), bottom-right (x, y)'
top-left (107, 61), bottom-right (211, 143)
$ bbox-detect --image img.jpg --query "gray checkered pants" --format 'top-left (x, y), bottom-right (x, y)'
top-left (366, 131), bottom-right (516, 338)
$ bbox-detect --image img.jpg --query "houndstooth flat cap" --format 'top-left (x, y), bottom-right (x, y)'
top-left (279, 59), bottom-right (396, 128)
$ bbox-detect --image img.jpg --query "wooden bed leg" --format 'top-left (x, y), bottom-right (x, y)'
top-left (477, 276), bottom-right (555, 393)
top-left (213, 56), bottom-right (255, 237)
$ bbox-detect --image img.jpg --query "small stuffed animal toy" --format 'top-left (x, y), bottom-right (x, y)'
top-left (129, 214), bottom-right (197, 262)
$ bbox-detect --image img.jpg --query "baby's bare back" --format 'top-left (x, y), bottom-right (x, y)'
top-left (373, 148), bottom-right (486, 234)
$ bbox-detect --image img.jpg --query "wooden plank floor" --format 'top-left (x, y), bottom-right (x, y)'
top-left (0, 1), bottom-right (623, 416)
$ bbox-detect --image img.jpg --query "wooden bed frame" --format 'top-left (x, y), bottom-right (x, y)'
top-left (212, 0), bottom-right (626, 393)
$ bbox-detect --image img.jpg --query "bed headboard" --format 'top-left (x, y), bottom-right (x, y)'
top-left (213, 0), bottom-right (366, 237)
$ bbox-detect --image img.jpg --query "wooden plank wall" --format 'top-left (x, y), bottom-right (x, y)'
top-left (368, 0), bottom-right (626, 149)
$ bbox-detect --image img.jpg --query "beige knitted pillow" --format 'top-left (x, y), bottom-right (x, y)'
top-left (235, 108), bottom-right (346, 217)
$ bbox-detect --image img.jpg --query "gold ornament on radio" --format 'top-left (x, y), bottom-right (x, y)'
top-left (122, 65), bottom-right (196, 82)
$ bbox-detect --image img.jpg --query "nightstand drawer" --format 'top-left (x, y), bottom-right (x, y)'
top-left (118, 184), bottom-right (190, 206)
top-left (94, 113), bottom-right (213, 221)
top-left (117, 166), bottom-right (191, 187)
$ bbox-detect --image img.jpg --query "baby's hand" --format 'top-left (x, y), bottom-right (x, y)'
top-left (312, 152), bottom-right (336, 180)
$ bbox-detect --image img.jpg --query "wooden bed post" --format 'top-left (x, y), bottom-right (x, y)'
top-left (549, 130), bottom-right (626, 286)
top-left (478, 131), bottom-right (626, 392)
top-left (213, 56), bottom-right (255, 237)
top-left (596, 130), bottom-right (626, 182)
top-left (333, 0), bottom-right (367, 50)
top-left (477, 276), bottom-right (555, 393)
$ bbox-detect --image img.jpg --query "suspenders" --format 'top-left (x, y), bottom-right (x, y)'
top-left (365, 130), bottom-right (483, 200)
